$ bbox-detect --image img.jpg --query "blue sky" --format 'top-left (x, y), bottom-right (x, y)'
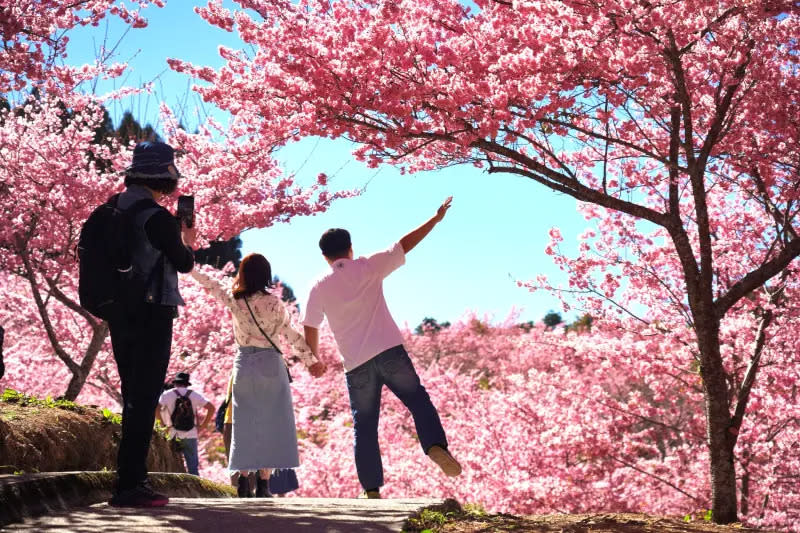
top-left (65, 1), bottom-right (590, 329)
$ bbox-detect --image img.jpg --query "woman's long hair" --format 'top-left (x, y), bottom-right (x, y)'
top-left (232, 253), bottom-right (273, 299)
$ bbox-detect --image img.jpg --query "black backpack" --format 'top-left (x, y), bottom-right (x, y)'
top-left (172, 390), bottom-right (195, 431)
top-left (77, 194), bottom-right (156, 320)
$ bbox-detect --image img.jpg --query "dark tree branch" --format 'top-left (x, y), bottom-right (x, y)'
top-left (474, 138), bottom-right (670, 226)
top-left (610, 454), bottom-right (704, 503)
top-left (715, 237), bottom-right (800, 318)
top-left (730, 308), bottom-right (773, 433)
top-left (17, 245), bottom-right (79, 375)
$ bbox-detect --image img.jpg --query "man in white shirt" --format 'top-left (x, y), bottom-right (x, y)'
top-left (302, 197), bottom-right (461, 499)
top-left (157, 372), bottom-right (215, 476)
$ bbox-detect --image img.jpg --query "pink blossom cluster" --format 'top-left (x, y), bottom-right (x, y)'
top-left (0, 0), bottom-right (164, 93)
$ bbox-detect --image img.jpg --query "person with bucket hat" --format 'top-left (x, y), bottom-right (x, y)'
top-left (158, 372), bottom-right (215, 476)
top-left (106, 141), bottom-right (197, 508)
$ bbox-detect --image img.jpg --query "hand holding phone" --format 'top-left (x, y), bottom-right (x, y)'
top-left (176, 195), bottom-right (195, 229)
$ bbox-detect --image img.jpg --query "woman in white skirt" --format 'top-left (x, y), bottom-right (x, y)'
top-left (191, 253), bottom-right (326, 497)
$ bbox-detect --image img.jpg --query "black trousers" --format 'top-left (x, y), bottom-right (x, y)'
top-left (108, 304), bottom-right (175, 490)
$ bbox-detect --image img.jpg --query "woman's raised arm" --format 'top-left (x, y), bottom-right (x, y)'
top-left (189, 268), bottom-right (234, 309)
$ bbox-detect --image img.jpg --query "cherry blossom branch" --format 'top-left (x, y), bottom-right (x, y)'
top-left (715, 237), bottom-right (800, 319)
top-left (17, 243), bottom-right (79, 375)
top-left (609, 454), bottom-right (703, 504)
top-left (476, 139), bottom-right (669, 226)
top-left (730, 308), bottom-right (773, 435)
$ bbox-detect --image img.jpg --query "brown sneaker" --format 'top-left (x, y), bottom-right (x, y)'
top-left (428, 445), bottom-right (462, 477)
top-left (358, 489), bottom-right (381, 499)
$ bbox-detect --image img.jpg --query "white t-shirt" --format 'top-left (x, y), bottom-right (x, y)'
top-left (158, 387), bottom-right (210, 439)
top-left (302, 242), bottom-right (406, 372)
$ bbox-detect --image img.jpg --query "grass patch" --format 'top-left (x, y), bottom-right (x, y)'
top-left (1, 389), bottom-right (82, 412)
top-left (100, 408), bottom-right (122, 425)
top-left (404, 499), bottom-right (465, 532)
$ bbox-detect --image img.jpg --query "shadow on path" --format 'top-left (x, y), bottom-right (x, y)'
top-left (5, 497), bottom-right (443, 533)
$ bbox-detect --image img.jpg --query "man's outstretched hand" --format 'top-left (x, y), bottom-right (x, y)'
top-left (434, 196), bottom-right (453, 223)
top-left (400, 196), bottom-right (454, 254)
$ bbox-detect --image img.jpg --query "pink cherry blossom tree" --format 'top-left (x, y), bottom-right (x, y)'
top-left (0, 0), bottom-right (161, 94)
top-left (221, 313), bottom-right (790, 530)
top-left (0, 1), bottom-right (164, 399)
top-left (0, 98), bottom-right (342, 401)
top-left (1, 1), bottom-right (351, 402)
top-left (177, 0), bottom-right (800, 523)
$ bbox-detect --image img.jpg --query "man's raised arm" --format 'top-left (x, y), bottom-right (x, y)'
top-left (399, 196), bottom-right (452, 254)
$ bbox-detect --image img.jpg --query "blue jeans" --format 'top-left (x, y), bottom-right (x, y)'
top-left (345, 345), bottom-right (447, 490)
top-left (181, 437), bottom-right (199, 475)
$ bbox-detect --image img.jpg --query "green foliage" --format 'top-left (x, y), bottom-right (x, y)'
top-left (101, 408), bottom-right (122, 425)
top-left (195, 236), bottom-right (244, 270)
top-left (153, 418), bottom-right (170, 438)
top-left (543, 310), bottom-right (563, 329)
top-left (415, 317), bottom-right (451, 335)
top-left (565, 313), bottom-right (594, 334)
top-left (462, 503), bottom-right (487, 516)
top-left (518, 320), bottom-right (535, 332)
top-left (116, 111), bottom-right (161, 145)
top-left (1, 388), bottom-right (23, 403)
top-left (1, 388), bottom-right (79, 411)
top-left (274, 276), bottom-right (298, 306)
top-left (405, 502), bottom-right (484, 532)
top-left (408, 509), bottom-right (453, 529)
top-left (681, 510), bottom-right (713, 523)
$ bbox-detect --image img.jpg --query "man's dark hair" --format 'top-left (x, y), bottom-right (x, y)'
top-left (124, 176), bottom-right (178, 195)
top-left (319, 228), bottom-right (351, 259)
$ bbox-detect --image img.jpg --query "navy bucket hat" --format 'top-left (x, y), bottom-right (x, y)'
top-left (172, 372), bottom-right (191, 386)
top-left (125, 141), bottom-right (181, 179)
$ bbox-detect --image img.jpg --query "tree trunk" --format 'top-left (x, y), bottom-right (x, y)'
top-left (696, 321), bottom-right (739, 524)
top-left (741, 471), bottom-right (750, 517)
top-left (63, 369), bottom-right (88, 401)
top-left (61, 321), bottom-right (109, 401)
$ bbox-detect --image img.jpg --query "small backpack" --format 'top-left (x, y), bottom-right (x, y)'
top-left (214, 397), bottom-right (229, 433)
top-left (77, 194), bottom-right (157, 319)
top-left (172, 390), bottom-right (195, 431)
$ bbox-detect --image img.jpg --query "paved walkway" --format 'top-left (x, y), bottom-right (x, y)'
top-left (5, 497), bottom-right (444, 532)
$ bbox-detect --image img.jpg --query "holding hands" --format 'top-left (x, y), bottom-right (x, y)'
top-left (308, 361), bottom-right (327, 378)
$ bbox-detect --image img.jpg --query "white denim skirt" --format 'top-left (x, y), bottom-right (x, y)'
top-left (228, 346), bottom-right (299, 471)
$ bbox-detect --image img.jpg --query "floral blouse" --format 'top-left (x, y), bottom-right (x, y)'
top-left (190, 269), bottom-right (319, 369)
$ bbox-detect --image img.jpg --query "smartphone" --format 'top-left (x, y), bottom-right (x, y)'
top-left (176, 195), bottom-right (195, 228)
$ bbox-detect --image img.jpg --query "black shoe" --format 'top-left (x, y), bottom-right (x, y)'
top-left (255, 477), bottom-right (272, 498)
top-left (237, 475), bottom-right (250, 498)
top-left (109, 482), bottom-right (169, 507)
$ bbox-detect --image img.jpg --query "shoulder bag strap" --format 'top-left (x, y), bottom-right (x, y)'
top-left (171, 390), bottom-right (183, 414)
top-left (243, 296), bottom-right (283, 354)
top-left (244, 295), bottom-right (293, 383)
